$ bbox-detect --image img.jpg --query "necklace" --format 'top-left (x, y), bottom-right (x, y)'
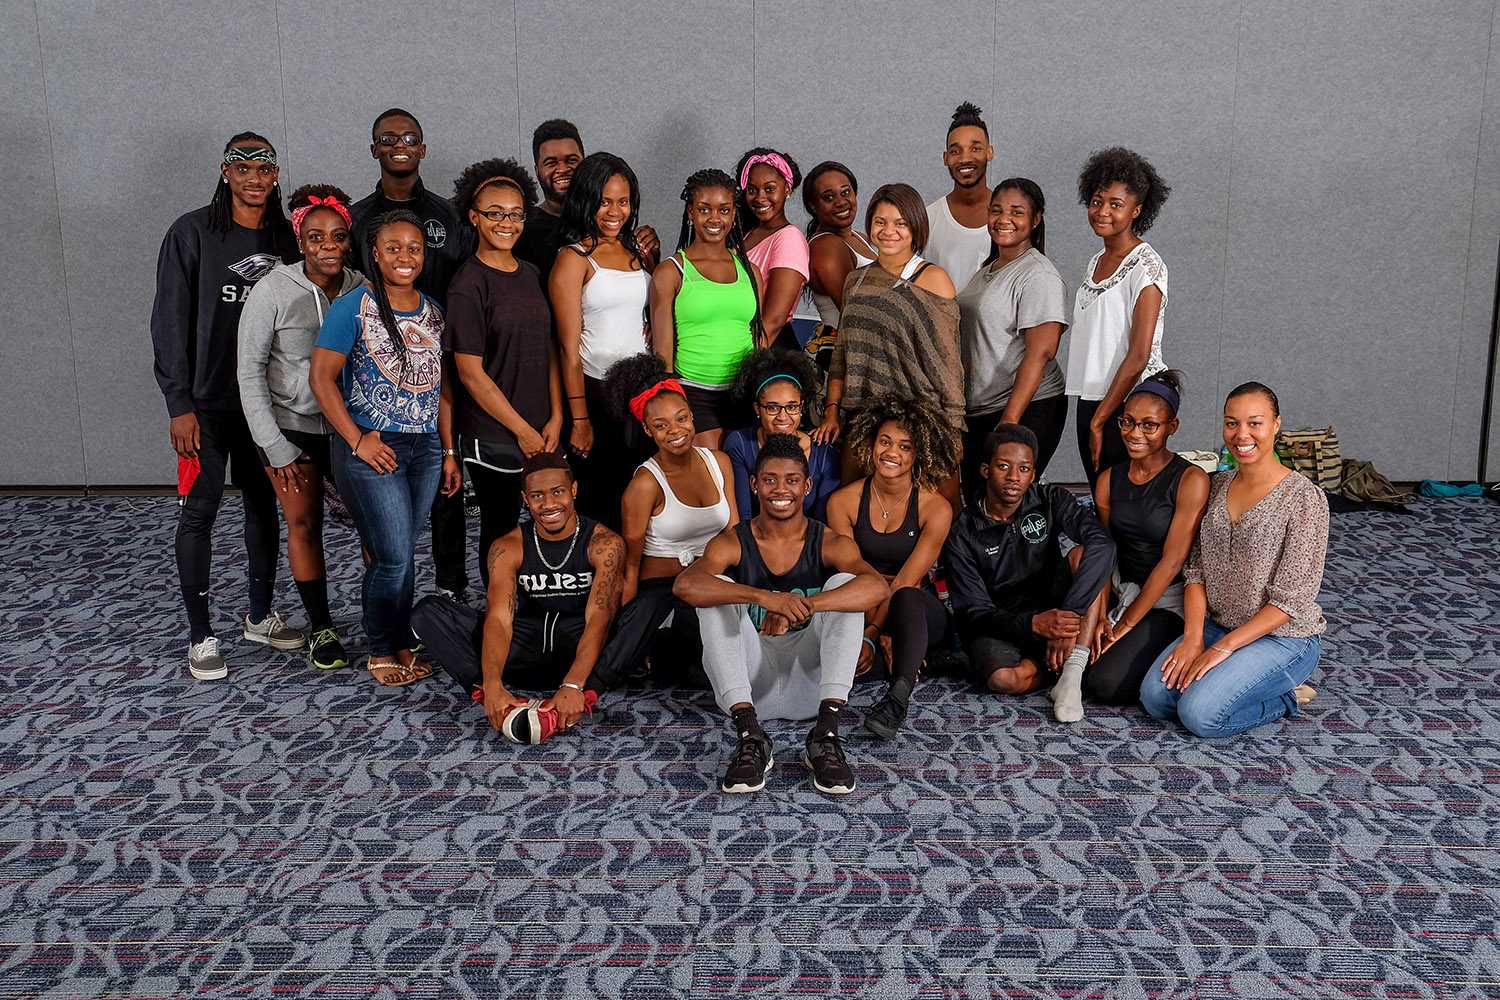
top-left (533, 520), bottom-right (580, 571)
top-left (871, 479), bottom-right (909, 522)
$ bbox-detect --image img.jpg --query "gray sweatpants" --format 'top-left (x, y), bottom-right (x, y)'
top-left (697, 572), bottom-right (861, 721)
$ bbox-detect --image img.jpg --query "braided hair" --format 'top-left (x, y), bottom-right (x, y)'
top-left (363, 209), bottom-right (426, 383)
top-left (676, 168), bottom-right (764, 345)
top-left (208, 131), bottom-right (293, 252)
top-left (846, 395), bottom-right (960, 491)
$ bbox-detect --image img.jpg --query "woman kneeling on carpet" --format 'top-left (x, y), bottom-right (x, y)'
top-left (1140, 381), bottom-right (1326, 737)
top-left (824, 395), bottom-right (958, 738)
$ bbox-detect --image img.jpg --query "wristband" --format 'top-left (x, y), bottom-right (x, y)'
top-left (561, 681), bottom-right (585, 693)
top-left (573, 415), bottom-right (590, 422)
top-left (442, 448), bottom-right (458, 457)
top-left (862, 637), bottom-right (877, 654)
top-left (352, 430), bottom-right (368, 452)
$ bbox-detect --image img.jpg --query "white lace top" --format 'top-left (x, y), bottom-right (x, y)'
top-left (1066, 241), bottom-right (1167, 401)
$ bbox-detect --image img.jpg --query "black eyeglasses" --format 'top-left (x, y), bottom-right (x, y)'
top-left (758, 401), bottom-right (802, 417)
top-left (474, 208), bottom-right (526, 223)
top-left (375, 132), bottom-right (422, 147)
top-left (1117, 416), bottom-right (1163, 434)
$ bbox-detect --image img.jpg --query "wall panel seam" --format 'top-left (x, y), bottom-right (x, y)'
top-left (1214, 0), bottom-right (1245, 416)
top-left (273, 0), bottom-right (291, 180)
top-left (512, 0), bottom-right (523, 162)
top-left (1446, 0), bottom-right (1497, 478)
top-left (32, 0), bottom-right (88, 487)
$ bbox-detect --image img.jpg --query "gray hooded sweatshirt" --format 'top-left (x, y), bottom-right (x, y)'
top-left (237, 262), bottom-right (364, 468)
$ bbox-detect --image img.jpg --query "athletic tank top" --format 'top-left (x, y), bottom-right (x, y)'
top-left (852, 479), bottom-right (920, 577)
top-left (517, 515), bottom-right (598, 619)
top-left (671, 253), bottom-right (757, 387)
top-left (730, 519), bottom-right (832, 629)
top-left (573, 244), bottom-right (649, 380)
top-left (641, 446), bottom-right (732, 565)
top-left (1109, 453), bottom-right (1192, 585)
top-left (807, 232), bottom-right (877, 328)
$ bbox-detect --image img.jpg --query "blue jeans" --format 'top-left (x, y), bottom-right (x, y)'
top-left (331, 431), bottom-right (442, 656)
top-left (1140, 620), bottom-right (1320, 738)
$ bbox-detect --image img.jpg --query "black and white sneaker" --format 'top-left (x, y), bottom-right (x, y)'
top-left (720, 729), bottom-right (774, 793)
top-left (804, 731), bottom-right (856, 795)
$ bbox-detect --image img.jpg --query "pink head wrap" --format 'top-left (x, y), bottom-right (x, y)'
top-left (291, 194), bottom-right (353, 239)
top-left (739, 152), bottom-right (794, 190)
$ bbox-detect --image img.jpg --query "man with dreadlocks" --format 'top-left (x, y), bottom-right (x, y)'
top-left (349, 108), bottom-right (470, 605)
top-left (151, 131), bottom-right (303, 681)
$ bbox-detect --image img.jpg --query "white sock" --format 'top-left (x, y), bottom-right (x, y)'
top-left (1053, 647), bottom-right (1088, 724)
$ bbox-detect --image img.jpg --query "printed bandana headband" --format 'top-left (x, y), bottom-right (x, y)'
top-left (739, 152), bottom-right (794, 190)
top-left (291, 194), bottom-right (353, 239)
top-left (1128, 378), bottom-right (1180, 416)
top-left (223, 145), bottom-right (278, 165)
top-left (629, 378), bottom-right (685, 423)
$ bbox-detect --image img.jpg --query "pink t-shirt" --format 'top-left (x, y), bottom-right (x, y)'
top-left (746, 225), bottom-right (810, 325)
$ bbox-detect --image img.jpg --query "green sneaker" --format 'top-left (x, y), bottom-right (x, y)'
top-left (308, 628), bottom-right (349, 670)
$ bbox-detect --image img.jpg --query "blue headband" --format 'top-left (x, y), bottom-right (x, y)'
top-left (1128, 379), bottom-right (1180, 415)
top-left (756, 374), bottom-right (801, 397)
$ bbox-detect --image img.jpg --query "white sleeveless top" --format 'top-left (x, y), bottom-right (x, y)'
top-left (574, 244), bottom-right (650, 380)
top-left (923, 195), bottom-right (991, 292)
top-left (804, 231), bottom-right (878, 328)
top-left (640, 446), bottom-right (731, 565)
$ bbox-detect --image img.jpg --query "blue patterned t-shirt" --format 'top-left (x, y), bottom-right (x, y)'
top-left (315, 287), bottom-right (444, 433)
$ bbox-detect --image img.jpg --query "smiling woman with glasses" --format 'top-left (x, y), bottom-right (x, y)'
top-left (1085, 369), bottom-right (1209, 710)
top-left (723, 349), bottom-right (838, 520)
top-left (445, 159), bottom-right (563, 583)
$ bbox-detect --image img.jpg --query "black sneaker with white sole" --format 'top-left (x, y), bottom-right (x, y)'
top-left (804, 731), bottom-right (856, 795)
top-left (720, 729), bottom-right (774, 793)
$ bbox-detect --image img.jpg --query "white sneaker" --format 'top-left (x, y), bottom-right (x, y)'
top-left (188, 636), bottom-right (227, 681)
top-left (243, 612), bottom-right (306, 651)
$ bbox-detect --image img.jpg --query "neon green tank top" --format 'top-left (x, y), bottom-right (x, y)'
top-left (673, 252), bottom-right (756, 387)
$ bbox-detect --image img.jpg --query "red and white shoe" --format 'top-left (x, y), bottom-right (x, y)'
top-left (471, 688), bottom-right (598, 745)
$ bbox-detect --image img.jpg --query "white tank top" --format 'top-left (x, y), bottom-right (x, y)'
top-left (574, 244), bottom-right (650, 380)
top-left (923, 195), bottom-right (991, 291)
top-left (805, 232), bottom-right (878, 328)
top-left (640, 446), bottom-right (731, 565)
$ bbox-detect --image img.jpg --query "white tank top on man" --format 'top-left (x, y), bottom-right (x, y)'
top-left (923, 195), bottom-right (991, 292)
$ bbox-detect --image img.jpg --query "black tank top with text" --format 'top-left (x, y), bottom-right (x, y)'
top-left (517, 516), bottom-right (598, 620)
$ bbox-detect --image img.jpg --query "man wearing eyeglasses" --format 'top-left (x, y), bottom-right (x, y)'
top-left (350, 107), bottom-right (471, 604)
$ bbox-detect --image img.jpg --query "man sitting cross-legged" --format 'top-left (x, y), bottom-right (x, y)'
top-left (942, 423), bottom-right (1115, 723)
top-left (411, 452), bottom-right (624, 743)
top-left (674, 433), bottom-right (888, 796)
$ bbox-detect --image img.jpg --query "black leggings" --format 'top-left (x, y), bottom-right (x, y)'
top-left (592, 576), bottom-right (707, 690)
top-left (963, 394), bottom-right (1068, 499)
top-left (1086, 607), bottom-right (1182, 704)
top-left (410, 593), bottom-right (582, 694)
top-left (885, 586), bottom-right (950, 684)
top-left (466, 461), bottom-right (523, 588)
top-left (571, 375), bottom-right (650, 531)
top-left (430, 487), bottom-right (469, 594)
top-left (176, 408), bottom-right (279, 642)
top-left (1075, 398), bottom-right (1127, 486)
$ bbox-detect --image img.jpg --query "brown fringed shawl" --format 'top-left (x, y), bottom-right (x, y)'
top-left (830, 262), bottom-right (965, 428)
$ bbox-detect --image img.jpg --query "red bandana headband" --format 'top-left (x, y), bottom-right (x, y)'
top-left (291, 194), bottom-right (353, 239)
top-left (628, 378), bottom-right (685, 423)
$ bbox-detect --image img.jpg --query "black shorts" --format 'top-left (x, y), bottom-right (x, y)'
top-left (681, 382), bottom-right (741, 434)
top-left (965, 635), bottom-right (1049, 683)
top-left (258, 427), bottom-right (331, 468)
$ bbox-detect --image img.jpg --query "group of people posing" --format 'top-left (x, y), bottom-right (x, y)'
top-left (152, 103), bottom-right (1330, 796)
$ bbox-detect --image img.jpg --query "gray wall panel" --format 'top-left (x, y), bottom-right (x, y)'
top-left (515, 0), bottom-right (754, 247)
top-left (751, 0), bottom-right (994, 236)
top-left (1221, 0), bottom-right (1492, 481)
top-left (38, 0), bottom-right (287, 485)
top-left (0, 0), bottom-right (84, 485)
top-left (276, 0), bottom-right (520, 203)
top-left (981, 0), bottom-right (1239, 483)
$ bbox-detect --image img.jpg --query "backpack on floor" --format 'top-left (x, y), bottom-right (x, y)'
top-left (1339, 459), bottom-right (1415, 506)
top-left (1277, 426), bottom-right (1341, 490)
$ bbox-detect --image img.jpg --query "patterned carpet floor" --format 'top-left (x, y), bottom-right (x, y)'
top-left (1, 494), bottom-right (1498, 998)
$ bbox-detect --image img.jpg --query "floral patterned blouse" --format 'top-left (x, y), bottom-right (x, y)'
top-left (1184, 470), bottom-right (1329, 637)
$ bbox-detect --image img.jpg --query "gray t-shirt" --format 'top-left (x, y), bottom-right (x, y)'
top-left (956, 247), bottom-right (1069, 416)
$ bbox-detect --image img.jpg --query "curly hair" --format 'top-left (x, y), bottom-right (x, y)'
top-left (1076, 146), bottom-right (1170, 235)
top-left (601, 352), bottom-right (685, 423)
top-left (845, 395), bottom-right (960, 490)
top-left (452, 157), bottom-right (538, 213)
top-left (730, 348), bottom-right (821, 427)
top-left (287, 183), bottom-right (353, 212)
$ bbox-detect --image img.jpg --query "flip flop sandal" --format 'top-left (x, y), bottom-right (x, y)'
top-left (1294, 684), bottom-right (1317, 706)
top-left (367, 658), bottom-right (422, 687)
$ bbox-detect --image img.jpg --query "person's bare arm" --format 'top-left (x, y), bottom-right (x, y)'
top-left (808, 237), bottom-right (855, 310)
top-left (673, 528), bottom-right (815, 625)
top-left (714, 451), bottom-right (740, 523)
top-left (549, 249), bottom-right (592, 451)
top-left (310, 346), bottom-right (396, 473)
top-left (913, 263), bottom-right (956, 299)
top-left (618, 468), bottom-right (661, 605)
top-left (758, 267), bottom-right (805, 346)
top-left (1089, 284), bottom-right (1163, 465)
top-left (999, 323), bottom-right (1064, 425)
top-left (1112, 468), bottom-right (1208, 642)
top-left (479, 535), bottom-right (529, 730)
top-left (808, 531), bottom-right (890, 614)
top-left (542, 528), bottom-right (625, 728)
top-left (649, 258), bottom-right (682, 366)
top-left (543, 336), bottom-right (563, 452)
top-left (438, 373), bottom-right (460, 495)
